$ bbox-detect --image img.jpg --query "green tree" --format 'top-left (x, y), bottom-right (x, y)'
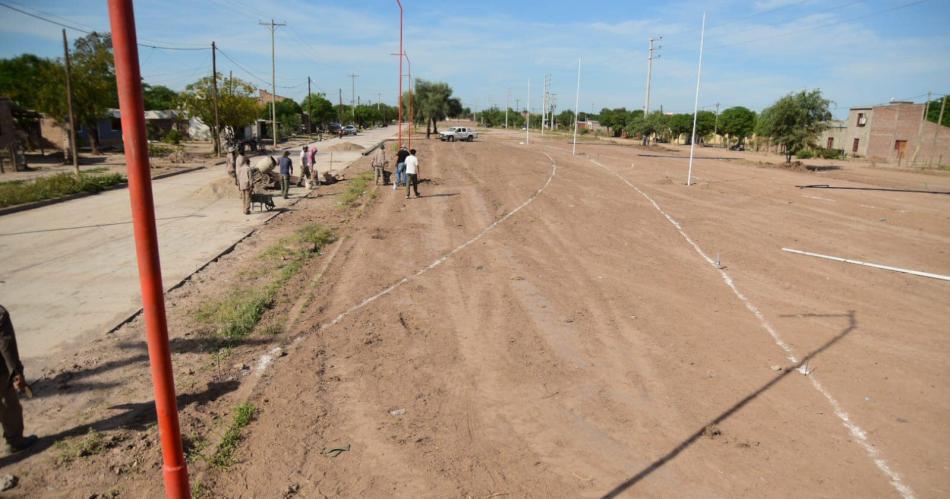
top-left (668, 113), bottom-right (692, 142)
top-left (300, 93), bottom-right (335, 130)
top-left (261, 99), bottom-right (302, 138)
top-left (718, 106), bottom-right (756, 146)
top-left (0, 54), bottom-right (62, 112)
top-left (69, 32), bottom-right (118, 153)
top-left (757, 90), bottom-right (832, 163)
top-left (182, 74), bottom-right (259, 147)
top-left (412, 79), bottom-right (454, 137)
top-left (446, 98), bottom-right (463, 119)
top-left (924, 96), bottom-right (949, 127)
top-left (142, 84), bottom-right (178, 110)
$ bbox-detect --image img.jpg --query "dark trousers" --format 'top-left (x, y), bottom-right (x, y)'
top-left (406, 173), bottom-right (419, 197)
top-left (280, 174), bottom-right (290, 198)
top-left (0, 384), bottom-right (23, 446)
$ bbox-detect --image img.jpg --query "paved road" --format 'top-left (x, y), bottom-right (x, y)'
top-left (0, 126), bottom-right (396, 360)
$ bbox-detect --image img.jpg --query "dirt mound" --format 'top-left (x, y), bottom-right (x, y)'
top-left (193, 175), bottom-right (240, 200)
top-left (326, 142), bottom-right (365, 152)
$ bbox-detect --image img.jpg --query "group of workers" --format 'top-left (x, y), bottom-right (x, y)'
top-left (0, 140), bottom-right (430, 460)
top-left (225, 143), bottom-right (324, 214)
top-left (372, 145), bottom-right (421, 199)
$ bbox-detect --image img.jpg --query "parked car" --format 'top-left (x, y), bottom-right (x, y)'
top-left (439, 126), bottom-right (478, 142)
top-left (729, 143), bottom-right (745, 151)
top-left (343, 125), bottom-right (358, 135)
top-left (327, 122), bottom-right (342, 133)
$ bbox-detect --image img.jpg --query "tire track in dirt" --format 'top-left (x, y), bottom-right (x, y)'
top-left (212, 142), bottom-right (558, 496)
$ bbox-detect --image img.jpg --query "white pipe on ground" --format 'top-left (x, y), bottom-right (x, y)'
top-left (782, 248), bottom-right (950, 282)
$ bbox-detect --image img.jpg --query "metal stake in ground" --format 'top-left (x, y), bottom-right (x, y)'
top-left (106, 0), bottom-right (191, 496)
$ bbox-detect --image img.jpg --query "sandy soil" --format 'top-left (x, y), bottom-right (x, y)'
top-left (214, 133), bottom-right (948, 497)
top-left (2, 130), bottom-right (947, 498)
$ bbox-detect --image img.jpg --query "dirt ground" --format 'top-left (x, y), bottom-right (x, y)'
top-left (2, 129), bottom-right (948, 498)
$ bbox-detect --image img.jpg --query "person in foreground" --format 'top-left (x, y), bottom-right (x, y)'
top-left (0, 305), bottom-right (37, 455)
top-left (405, 148), bottom-right (420, 199)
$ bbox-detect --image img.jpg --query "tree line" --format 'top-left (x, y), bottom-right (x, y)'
top-left (0, 33), bottom-right (464, 156)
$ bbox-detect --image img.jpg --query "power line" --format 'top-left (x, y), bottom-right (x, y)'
top-left (0, 1), bottom-right (208, 51)
top-left (215, 47), bottom-right (271, 86)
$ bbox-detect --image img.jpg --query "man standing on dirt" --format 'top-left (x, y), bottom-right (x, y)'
top-left (298, 146), bottom-right (312, 188)
top-left (405, 148), bottom-right (420, 199)
top-left (371, 147), bottom-right (387, 185)
top-left (0, 305), bottom-right (37, 455)
top-left (278, 150), bottom-right (293, 199)
top-left (393, 146), bottom-right (410, 190)
top-left (237, 154), bottom-right (252, 215)
top-left (308, 145), bottom-right (320, 188)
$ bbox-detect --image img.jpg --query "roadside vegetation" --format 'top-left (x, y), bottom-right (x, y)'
top-left (339, 171), bottom-right (376, 207)
top-left (196, 224), bottom-right (336, 343)
top-left (54, 428), bottom-right (107, 464)
top-left (0, 170), bottom-right (125, 208)
top-left (209, 403), bottom-right (256, 468)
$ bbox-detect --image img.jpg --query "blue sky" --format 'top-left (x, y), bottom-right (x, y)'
top-left (1, 0), bottom-right (948, 118)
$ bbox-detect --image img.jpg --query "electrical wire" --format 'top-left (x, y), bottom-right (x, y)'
top-left (215, 47), bottom-right (274, 87)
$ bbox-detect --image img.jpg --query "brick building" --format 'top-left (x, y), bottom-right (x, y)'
top-left (820, 100), bottom-right (949, 166)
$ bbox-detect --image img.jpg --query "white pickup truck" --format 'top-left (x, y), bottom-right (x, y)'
top-left (439, 126), bottom-right (478, 142)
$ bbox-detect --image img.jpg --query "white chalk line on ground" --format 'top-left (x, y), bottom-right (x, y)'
top-left (588, 158), bottom-right (915, 499)
top-left (273, 149), bottom-right (557, 352)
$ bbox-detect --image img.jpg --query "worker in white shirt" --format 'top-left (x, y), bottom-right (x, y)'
top-left (404, 148), bottom-right (421, 199)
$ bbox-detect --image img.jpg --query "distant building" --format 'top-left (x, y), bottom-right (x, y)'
top-left (258, 89), bottom-right (290, 107)
top-left (820, 101), bottom-right (949, 165)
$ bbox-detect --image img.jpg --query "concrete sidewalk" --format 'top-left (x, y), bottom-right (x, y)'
top-left (0, 126), bottom-right (396, 361)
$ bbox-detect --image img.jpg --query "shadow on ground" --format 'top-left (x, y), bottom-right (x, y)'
top-left (601, 311), bottom-right (857, 498)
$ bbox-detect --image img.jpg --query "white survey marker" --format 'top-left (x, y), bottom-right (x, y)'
top-left (782, 248), bottom-right (950, 282)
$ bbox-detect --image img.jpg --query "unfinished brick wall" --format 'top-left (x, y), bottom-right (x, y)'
top-left (863, 103), bottom-right (949, 165)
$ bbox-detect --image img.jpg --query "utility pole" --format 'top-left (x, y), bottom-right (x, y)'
top-left (348, 73), bottom-right (359, 122)
top-left (377, 92), bottom-right (382, 112)
top-left (338, 88), bottom-right (343, 124)
top-left (505, 88), bottom-right (510, 129)
top-left (259, 19), bottom-right (285, 149)
top-left (910, 91), bottom-right (930, 165)
top-left (713, 101), bottom-right (720, 147)
top-left (307, 76), bottom-right (312, 136)
top-left (527, 79), bottom-right (531, 144)
top-left (61, 29), bottom-right (79, 175)
top-left (644, 36), bottom-right (661, 115)
top-left (228, 70), bottom-right (233, 95)
top-left (930, 95), bottom-right (947, 167)
top-left (211, 41), bottom-right (220, 156)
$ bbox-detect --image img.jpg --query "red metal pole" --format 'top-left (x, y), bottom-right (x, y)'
top-left (406, 53), bottom-right (412, 149)
top-left (396, 0), bottom-right (403, 149)
top-left (106, 1), bottom-right (191, 497)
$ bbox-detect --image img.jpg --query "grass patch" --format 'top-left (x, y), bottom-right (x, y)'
top-left (54, 428), bottom-right (107, 463)
top-left (339, 171), bottom-right (375, 207)
top-left (210, 403), bottom-right (256, 468)
top-left (0, 171), bottom-right (125, 208)
top-left (197, 224), bottom-right (336, 342)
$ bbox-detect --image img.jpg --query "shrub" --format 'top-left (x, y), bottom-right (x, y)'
top-left (796, 149), bottom-right (814, 159)
top-left (163, 128), bottom-right (183, 145)
top-left (816, 147), bottom-right (843, 160)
